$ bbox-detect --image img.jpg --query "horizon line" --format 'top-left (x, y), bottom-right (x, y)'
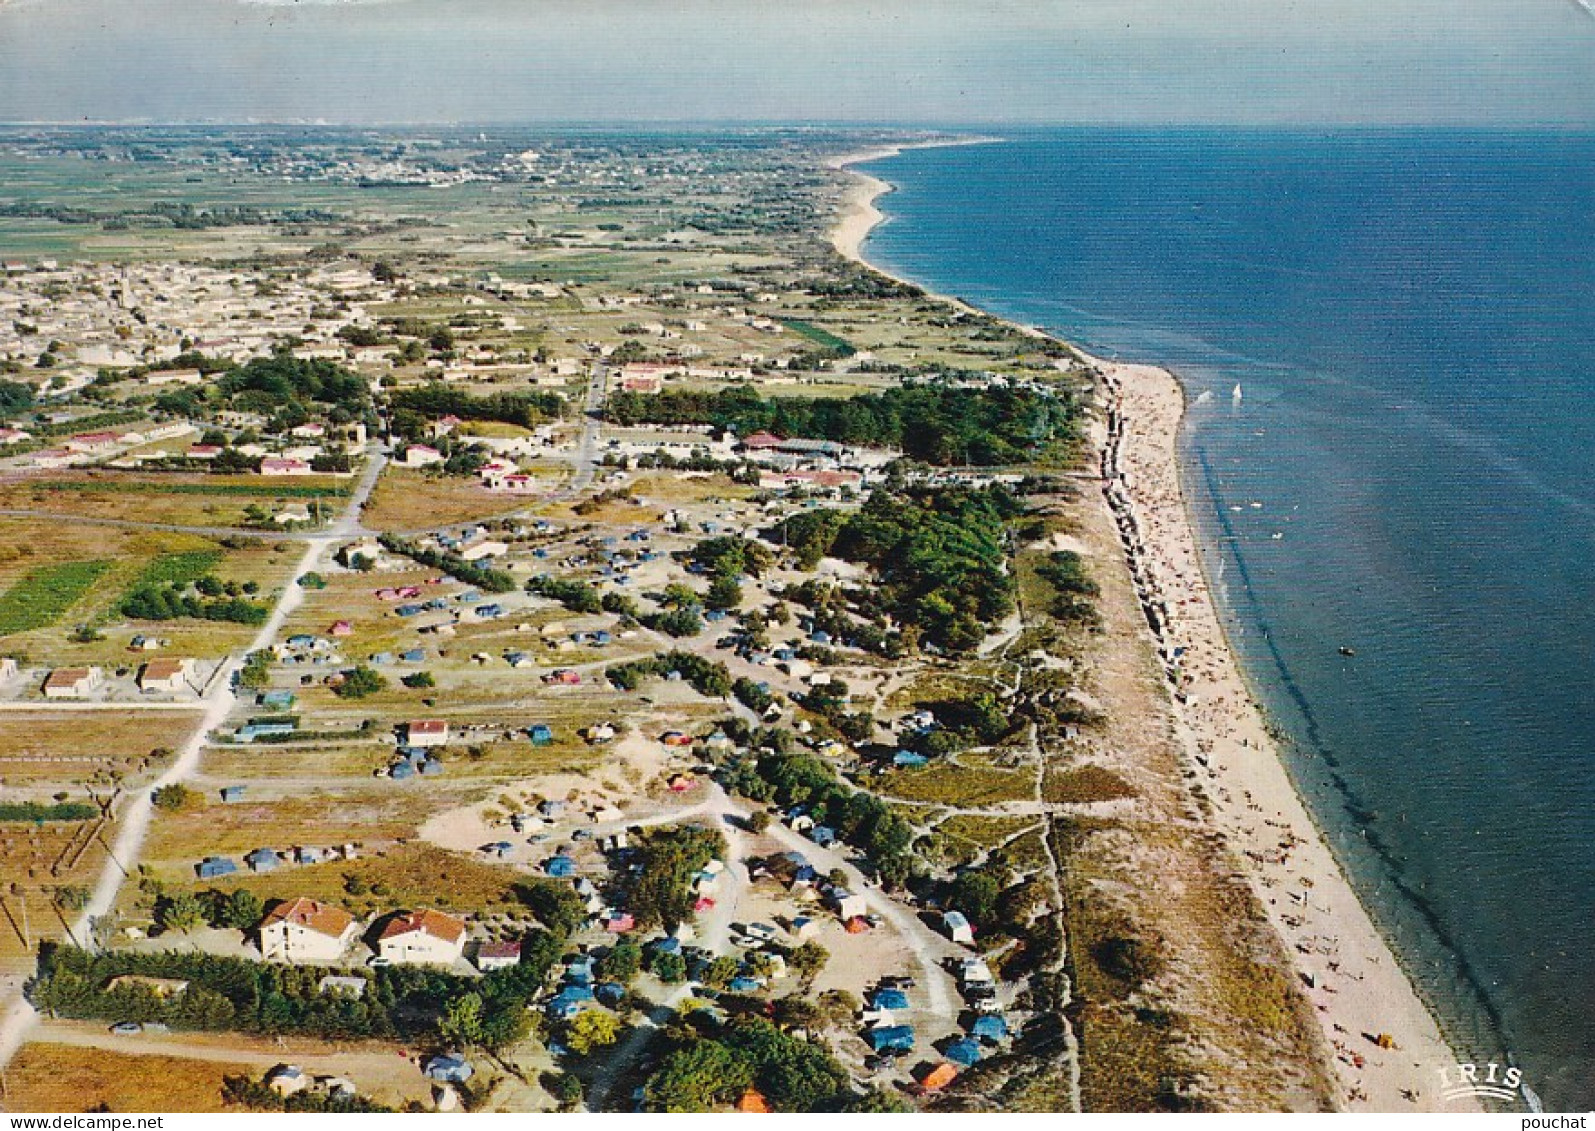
top-left (2, 118), bottom-right (1593, 132)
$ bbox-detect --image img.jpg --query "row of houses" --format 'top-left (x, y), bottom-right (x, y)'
top-left (38, 658), bottom-right (196, 699)
top-left (254, 897), bottom-right (471, 967)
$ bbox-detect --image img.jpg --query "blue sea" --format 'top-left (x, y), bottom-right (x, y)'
top-left (858, 130), bottom-right (1595, 1111)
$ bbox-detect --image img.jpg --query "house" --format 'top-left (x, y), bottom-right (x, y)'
top-left (403, 444), bottom-right (445, 468)
top-left (265, 1065), bottom-right (308, 1098)
top-left (258, 897), bottom-right (360, 963)
top-left (261, 457), bottom-right (313, 476)
top-left (329, 620), bottom-right (353, 637)
top-left (196, 856), bottom-right (239, 879)
top-left (942, 910), bottom-right (975, 945)
top-left (65, 430), bottom-right (121, 454)
top-left (245, 847), bottom-right (282, 873)
top-left (422, 1054), bottom-right (474, 1084)
top-left (376, 908), bottom-right (468, 966)
top-left (474, 939), bottom-right (522, 972)
top-left (42, 666), bottom-right (102, 700)
top-left (137, 657), bottom-right (194, 694)
top-left (186, 443), bottom-right (222, 460)
top-left (0, 656), bottom-right (17, 682)
top-left (405, 719), bottom-right (450, 747)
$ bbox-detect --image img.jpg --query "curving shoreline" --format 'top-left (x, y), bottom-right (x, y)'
top-left (828, 149), bottom-right (1473, 1113)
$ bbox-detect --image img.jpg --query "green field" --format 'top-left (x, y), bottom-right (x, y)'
top-left (0, 560), bottom-right (113, 635)
top-left (779, 317), bottom-right (856, 356)
top-left (127, 549), bottom-right (223, 589)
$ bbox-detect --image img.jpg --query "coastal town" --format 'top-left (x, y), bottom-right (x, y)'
top-left (0, 126), bottom-right (1458, 1115)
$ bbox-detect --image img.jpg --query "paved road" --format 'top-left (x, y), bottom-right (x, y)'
top-left (0, 451), bottom-right (388, 1071)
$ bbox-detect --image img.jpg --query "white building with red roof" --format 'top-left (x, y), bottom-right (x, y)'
top-left (259, 897), bottom-right (360, 964)
top-left (377, 908), bottom-right (468, 966)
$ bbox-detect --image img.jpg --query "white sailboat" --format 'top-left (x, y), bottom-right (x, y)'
top-left (1232, 383), bottom-right (1243, 403)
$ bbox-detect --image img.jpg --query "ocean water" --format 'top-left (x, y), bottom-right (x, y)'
top-left (859, 130), bottom-right (1595, 1110)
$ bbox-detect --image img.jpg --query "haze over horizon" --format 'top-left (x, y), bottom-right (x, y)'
top-left (1, 0), bottom-right (1592, 127)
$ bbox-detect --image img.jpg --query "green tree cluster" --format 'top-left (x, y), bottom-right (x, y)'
top-left (605, 383), bottom-right (1077, 467)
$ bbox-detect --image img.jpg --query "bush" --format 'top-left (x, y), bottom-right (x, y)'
top-left (333, 666), bottom-right (387, 699)
top-left (151, 784), bottom-right (199, 813)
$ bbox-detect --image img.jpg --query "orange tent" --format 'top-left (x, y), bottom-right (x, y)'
top-left (735, 1089), bottom-right (772, 1113)
top-left (919, 1063), bottom-right (959, 1092)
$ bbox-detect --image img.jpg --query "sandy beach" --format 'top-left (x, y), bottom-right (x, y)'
top-left (825, 139), bottom-right (995, 263)
top-left (1098, 360), bottom-right (1469, 1111)
top-left (829, 151), bottom-right (1471, 1112)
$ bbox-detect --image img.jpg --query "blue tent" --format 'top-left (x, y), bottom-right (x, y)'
top-left (529, 724), bottom-right (553, 746)
top-left (596, 982), bottom-right (626, 1007)
top-left (871, 988), bottom-right (909, 1012)
top-left (945, 1038), bottom-right (983, 1067)
top-left (196, 856), bottom-right (238, 879)
top-left (549, 986), bottom-right (594, 1018)
top-left (867, 1025), bottom-right (916, 1053)
top-left (971, 1015), bottom-right (1008, 1042)
top-left (423, 1054), bottom-right (473, 1083)
top-left (244, 847), bottom-right (280, 872)
top-left (389, 761), bottom-right (415, 780)
top-left (729, 976), bottom-right (762, 994)
top-left (545, 854), bottom-right (576, 877)
top-left (893, 751), bottom-right (929, 768)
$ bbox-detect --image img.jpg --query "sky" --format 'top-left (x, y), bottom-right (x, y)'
top-left (0, 0), bottom-right (1591, 126)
